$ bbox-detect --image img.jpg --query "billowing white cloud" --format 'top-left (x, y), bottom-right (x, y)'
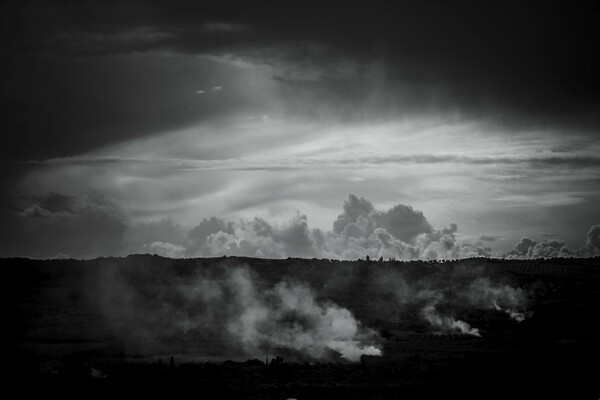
top-left (503, 232), bottom-right (600, 259)
top-left (12, 190), bottom-right (598, 260)
top-left (530, 239), bottom-right (574, 258)
top-left (177, 195), bottom-right (492, 260)
top-left (580, 224), bottom-right (600, 257)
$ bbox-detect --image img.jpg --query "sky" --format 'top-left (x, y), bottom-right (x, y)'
top-left (1, 1), bottom-right (600, 259)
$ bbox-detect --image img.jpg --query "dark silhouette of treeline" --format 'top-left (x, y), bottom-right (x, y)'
top-left (8, 347), bottom-right (600, 400)
top-left (3, 254), bottom-right (599, 285)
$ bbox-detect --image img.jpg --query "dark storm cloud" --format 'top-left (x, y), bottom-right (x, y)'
top-left (0, 55), bottom-right (262, 162)
top-left (3, 1), bottom-right (600, 161)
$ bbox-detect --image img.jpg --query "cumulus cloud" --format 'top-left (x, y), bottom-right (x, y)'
top-left (503, 224), bottom-right (600, 259)
top-left (198, 214), bottom-right (323, 259)
top-left (586, 225), bottom-right (600, 249)
top-left (505, 237), bottom-right (577, 259)
top-left (530, 239), bottom-right (574, 258)
top-left (371, 203), bottom-right (433, 243)
top-left (108, 195), bottom-right (491, 261)
top-left (177, 195), bottom-right (493, 261)
top-left (142, 241), bottom-right (186, 258)
top-left (332, 195), bottom-right (375, 234)
top-left (13, 191), bottom-right (598, 261)
top-left (506, 237), bottom-right (537, 258)
top-left (331, 194), bottom-right (433, 242)
top-left (186, 216), bottom-right (235, 256)
top-left (577, 224), bottom-right (600, 257)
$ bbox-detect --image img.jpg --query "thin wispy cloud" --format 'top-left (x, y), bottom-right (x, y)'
top-left (39, 152), bottom-right (600, 172)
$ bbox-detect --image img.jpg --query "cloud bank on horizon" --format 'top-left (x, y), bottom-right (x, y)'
top-left (8, 192), bottom-right (600, 261)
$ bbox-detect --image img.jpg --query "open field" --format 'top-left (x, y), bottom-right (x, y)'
top-left (4, 256), bottom-right (600, 399)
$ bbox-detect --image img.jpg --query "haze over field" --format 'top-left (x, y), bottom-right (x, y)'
top-left (7, 256), bottom-right (536, 362)
top-left (1, 1), bottom-right (600, 259)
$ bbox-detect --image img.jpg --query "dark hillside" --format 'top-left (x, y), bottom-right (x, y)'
top-left (3, 256), bottom-right (600, 399)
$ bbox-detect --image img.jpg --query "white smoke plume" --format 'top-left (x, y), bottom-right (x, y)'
top-left (369, 265), bottom-right (529, 335)
top-left (92, 263), bottom-right (381, 361)
top-left (466, 277), bottom-right (528, 322)
top-left (50, 257), bottom-right (532, 365)
top-left (507, 309), bottom-right (526, 323)
top-left (225, 268), bottom-right (380, 361)
top-left (422, 305), bottom-right (481, 336)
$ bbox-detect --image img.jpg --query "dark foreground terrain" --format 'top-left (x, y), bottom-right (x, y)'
top-left (3, 255), bottom-right (600, 399)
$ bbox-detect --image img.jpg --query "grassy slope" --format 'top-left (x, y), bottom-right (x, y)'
top-left (3, 256), bottom-right (600, 399)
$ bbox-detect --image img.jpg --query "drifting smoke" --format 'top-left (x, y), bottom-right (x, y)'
top-left (467, 277), bottom-right (528, 322)
top-left (510, 311), bottom-right (526, 323)
top-left (25, 256), bottom-right (531, 364)
top-left (369, 265), bottom-right (529, 335)
top-left (92, 263), bottom-right (381, 361)
top-left (422, 305), bottom-right (481, 336)
top-left (224, 268), bottom-right (380, 361)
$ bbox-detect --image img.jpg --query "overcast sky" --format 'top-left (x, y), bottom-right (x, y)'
top-left (1, 1), bottom-right (600, 259)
